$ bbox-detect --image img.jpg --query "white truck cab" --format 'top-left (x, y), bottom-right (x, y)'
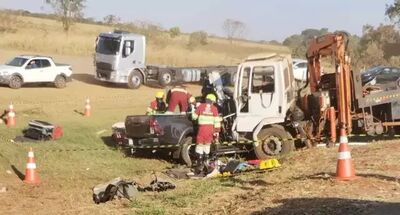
top-left (0, 55), bottom-right (72, 89)
top-left (232, 53), bottom-right (297, 158)
top-left (95, 31), bottom-right (146, 88)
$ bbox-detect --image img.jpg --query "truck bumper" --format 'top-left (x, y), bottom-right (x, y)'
top-left (127, 138), bottom-right (179, 149)
top-left (95, 69), bottom-right (128, 83)
top-left (0, 76), bottom-right (11, 84)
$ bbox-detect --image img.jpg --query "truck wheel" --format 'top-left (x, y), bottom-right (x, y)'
top-left (180, 137), bottom-right (195, 167)
top-left (158, 70), bottom-right (172, 87)
top-left (255, 125), bottom-right (294, 159)
top-left (127, 70), bottom-right (143, 89)
top-left (9, 75), bottom-right (23, 89)
top-left (54, 75), bottom-right (66, 88)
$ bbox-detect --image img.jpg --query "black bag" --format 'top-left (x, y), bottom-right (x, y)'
top-left (93, 179), bottom-right (139, 204)
top-left (23, 120), bottom-right (55, 140)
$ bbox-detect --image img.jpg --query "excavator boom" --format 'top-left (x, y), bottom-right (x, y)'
top-left (305, 32), bottom-right (352, 136)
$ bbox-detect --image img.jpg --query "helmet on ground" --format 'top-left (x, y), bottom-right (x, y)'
top-left (206, 94), bottom-right (217, 102)
top-left (155, 91), bottom-right (164, 99)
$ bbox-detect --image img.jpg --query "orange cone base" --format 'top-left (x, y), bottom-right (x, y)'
top-left (336, 159), bottom-right (357, 181)
top-left (7, 119), bottom-right (16, 127)
top-left (24, 170), bottom-right (40, 185)
top-left (84, 109), bottom-right (91, 117)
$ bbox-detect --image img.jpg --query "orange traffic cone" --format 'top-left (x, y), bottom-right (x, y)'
top-left (24, 147), bottom-right (40, 185)
top-left (336, 128), bottom-right (356, 180)
top-left (6, 103), bottom-right (16, 127)
top-left (84, 98), bottom-right (91, 117)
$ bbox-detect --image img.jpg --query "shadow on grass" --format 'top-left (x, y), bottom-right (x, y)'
top-left (11, 165), bottom-right (25, 181)
top-left (100, 136), bottom-right (179, 164)
top-left (291, 172), bottom-right (399, 182)
top-left (71, 73), bottom-right (200, 89)
top-left (217, 170), bottom-right (276, 191)
top-left (71, 73), bottom-right (126, 88)
top-left (348, 135), bottom-right (398, 143)
top-left (73, 109), bottom-right (84, 116)
top-left (251, 197), bottom-right (400, 215)
top-left (0, 83), bottom-right (56, 89)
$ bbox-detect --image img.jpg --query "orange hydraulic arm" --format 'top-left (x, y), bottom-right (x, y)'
top-left (306, 32), bottom-right (352, 135)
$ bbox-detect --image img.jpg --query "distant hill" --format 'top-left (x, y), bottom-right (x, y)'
top-left (0, 10), bottom-right (290, 66)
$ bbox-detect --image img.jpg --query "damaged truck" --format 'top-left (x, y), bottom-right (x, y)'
top-left (124, 53), bottom-right (297, 166)
top-left (123, 32), bottom-right (400, 166)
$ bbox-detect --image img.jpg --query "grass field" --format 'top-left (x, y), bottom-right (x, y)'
top-left (0, 13), bottom-right (289, 66)
top-left (0, 15), bottom-right (398, 215)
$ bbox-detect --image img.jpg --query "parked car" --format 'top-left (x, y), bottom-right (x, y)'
top-left (292, 58), bottom-right (307, 82)
top-left (361, 66), bottom-right (400, 89)
top-left (0, 55), bottom-right (72, 89)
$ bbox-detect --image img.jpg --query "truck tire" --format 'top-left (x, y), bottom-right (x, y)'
top-left (54, 75), bottom-right (66, 88)
top-left (180, 137), bottom-right (195, 167)
top-left (127, 70), bottom-right (143, 89)
top-left (9, 75), bottom-right (23, 89)
top-left (158, 70), bottom-right (173, 87)
top-left (255, 125), bottom-right (294, 159)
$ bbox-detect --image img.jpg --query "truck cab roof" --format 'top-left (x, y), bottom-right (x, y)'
top-left (99, 31), bottom-right (145, 40)
top-left (17, 55), bottom-right (52, 60)
top-left (244, 52), bottom-right (292, 63)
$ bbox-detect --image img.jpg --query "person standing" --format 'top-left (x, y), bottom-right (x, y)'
top-left (191, 94), bottom-right (221, 175)
top-left (146, 91), bottom-right (167, 115)
top-left (166, 84), bottom-right (191, 113)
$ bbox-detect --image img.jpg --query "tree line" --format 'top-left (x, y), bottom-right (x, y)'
top-left (4, 0), bottom-right (400, 69)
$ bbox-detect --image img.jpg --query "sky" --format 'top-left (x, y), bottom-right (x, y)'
top-left (0, 0), bottom-right (394, 42)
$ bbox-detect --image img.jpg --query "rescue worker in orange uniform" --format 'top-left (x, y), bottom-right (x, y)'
top-left (146, 91), bottom-right (167, 115)
top-left (191, 94), bottom-right (221, 175)
top-left (166, 84), bottom-right (192, 113)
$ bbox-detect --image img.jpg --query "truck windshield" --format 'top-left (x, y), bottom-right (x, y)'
top-left (96, 36), bottom-right (121, 55)
top-left (6, 57), bottom-right (28, 67)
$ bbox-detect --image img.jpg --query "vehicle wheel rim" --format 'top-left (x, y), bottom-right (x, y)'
top-left (261, 136), bottom-right (282, 155)
top-left (131, 76), bottom-right (141, 86)
top-left (163, 73), bottom-right (171, 83)
top-left (57, 78), bottom-right (65, 86)
top-left (11, 77), bottom-right (20, 88)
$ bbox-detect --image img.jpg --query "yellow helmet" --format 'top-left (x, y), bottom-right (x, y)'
top-left (155, 91), bottom-right (164, 99)
top-left (206, 94), bottom-right (216, 102)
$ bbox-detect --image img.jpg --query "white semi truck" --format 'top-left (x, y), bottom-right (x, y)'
top-left (94, 30), bottom-right (237, 89)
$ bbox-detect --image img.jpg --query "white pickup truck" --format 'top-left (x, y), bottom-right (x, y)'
top-left (0, 55), bottom-right (72, 89)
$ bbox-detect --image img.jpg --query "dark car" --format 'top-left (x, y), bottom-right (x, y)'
top-left (361, 66), bottom-right (400, 89)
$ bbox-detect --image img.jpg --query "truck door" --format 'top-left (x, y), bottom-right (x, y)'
top-left (235, 63), bottom-right (282, 132)
top-left (249, 66), bottom-right (279, 114)
top-left (37, 59), bottom-right (53, 82)
top-left (120, 37), bottom-right (145, 72)
top-left (23, 59), bottom-right (44, 83)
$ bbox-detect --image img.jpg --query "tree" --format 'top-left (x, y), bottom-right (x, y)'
top-left (282, 28), bottom-right (330, 58)
top-left (188, 31), bottom-right (208, 49)
top-left (222, 19), bottom-right (246, 43)
top-left (386, 0), bottom-right (400, 24)
top-left (359, 24), bottom-right (400, 59)
top-left (103, 14), bottom-right (120, 25)
top-left (46, 0), bottom-right (85, 32)
top-left (169, 27), bottom-right (181, 38)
